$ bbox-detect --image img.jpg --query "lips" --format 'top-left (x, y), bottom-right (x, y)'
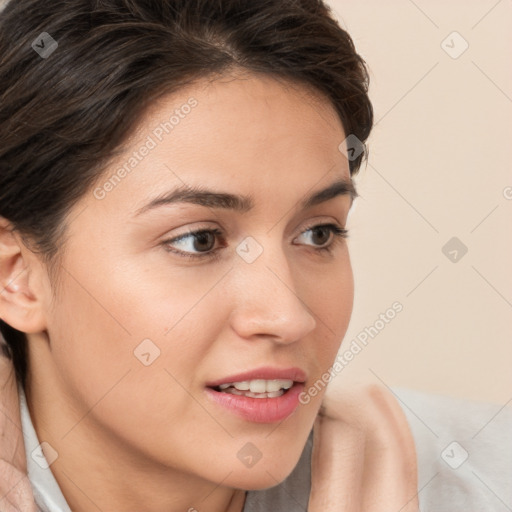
top-left (204, 366), bottom-right (307, 423)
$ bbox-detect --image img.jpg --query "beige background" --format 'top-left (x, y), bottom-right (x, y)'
top-left (327, 0), bottom-right (512, 405)
top-left (1, 0), bottom-right (510, 404)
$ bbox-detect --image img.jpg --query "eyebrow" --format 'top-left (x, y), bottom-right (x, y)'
top-left (133, 177), bottom-right (357, 217)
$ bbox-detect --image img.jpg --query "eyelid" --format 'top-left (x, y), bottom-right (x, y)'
top-left (299, 218), bottom-right (342, 233)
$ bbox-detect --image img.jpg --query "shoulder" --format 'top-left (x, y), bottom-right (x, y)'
top-left (392, 387), bottom-right (512, 512)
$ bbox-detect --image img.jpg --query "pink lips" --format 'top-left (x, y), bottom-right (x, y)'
top-left (204, 366), bottom-right (307, 423)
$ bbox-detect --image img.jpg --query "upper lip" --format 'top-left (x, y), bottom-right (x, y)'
top-left (205, 366), bottom-right (307, 388)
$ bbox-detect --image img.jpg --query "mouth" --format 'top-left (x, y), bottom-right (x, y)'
top-left (204, 367), bottom-right (307, 423)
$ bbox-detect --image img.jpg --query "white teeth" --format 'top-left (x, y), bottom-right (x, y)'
top-left (220, 388), bottom-right (285, 398)
top-left (233, 381), bottom-right (250, 391)
top-left (216, 379), bottom-right (294, 393)
top-left (248, 379), bottom-right (267, 393)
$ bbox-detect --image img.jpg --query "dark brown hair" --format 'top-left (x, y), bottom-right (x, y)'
top-left (0, 0), bottom-right (373, 386)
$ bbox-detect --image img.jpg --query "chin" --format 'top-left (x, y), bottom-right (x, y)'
top-left (224, 447), bottom-right (306, 491)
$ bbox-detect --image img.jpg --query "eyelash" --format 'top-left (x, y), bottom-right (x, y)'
top-left (162, 223), bottom-right (349, 261)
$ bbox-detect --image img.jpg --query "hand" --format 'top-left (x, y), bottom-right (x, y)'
top-left (308, 379), bottom-right (421, 512)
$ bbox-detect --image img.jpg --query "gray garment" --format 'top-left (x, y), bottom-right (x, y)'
top-left (394, 387), bottom-right (512, 512)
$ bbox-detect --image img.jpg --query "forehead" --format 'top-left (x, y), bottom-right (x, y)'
top-left (87, 71), bottom-right (351, 217)
top-left (130, 69), bottom-right (346, 160)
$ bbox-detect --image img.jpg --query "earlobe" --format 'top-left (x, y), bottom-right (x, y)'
top-left (0, 218), bottom-right (47, 334)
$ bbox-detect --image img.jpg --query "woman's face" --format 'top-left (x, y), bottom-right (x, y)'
top-left (29, 71), bottom-right (355, 490)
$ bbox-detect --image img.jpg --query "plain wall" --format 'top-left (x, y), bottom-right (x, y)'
top-left (327, 0), bottom-right (512, 405)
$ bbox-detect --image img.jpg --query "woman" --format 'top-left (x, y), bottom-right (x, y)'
top-left (0, 0), bottom-right (421, 510)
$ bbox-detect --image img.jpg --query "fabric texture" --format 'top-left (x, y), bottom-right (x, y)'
top-left (394, 387), bottom-right (512, 512)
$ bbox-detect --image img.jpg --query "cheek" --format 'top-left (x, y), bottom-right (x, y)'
top-left (46, 271), bottom-right (228, 469)
top-left (304, 249), bottom-right (354, 349)
top-left (298, 251), bottom-right (354, 411)
top-left (47, 254), bottom-right (227, 410)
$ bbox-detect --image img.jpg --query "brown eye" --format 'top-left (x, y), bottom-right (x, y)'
top-left (163, 228), bottom-right (224, 260)
top-left (310, 225), bottom-right (332, 246)
top-left (192, 231), bottom-right (216, 252)
top-left (295, 223), bottom-right (348, 251)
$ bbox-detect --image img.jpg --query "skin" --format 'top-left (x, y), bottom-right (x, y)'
top-left (0, 70), bottom-right (356, 512)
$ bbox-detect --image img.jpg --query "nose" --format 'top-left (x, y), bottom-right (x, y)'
top-left (228, 241), bottom-right (317, 345)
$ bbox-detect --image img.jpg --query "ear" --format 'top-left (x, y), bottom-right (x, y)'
top-left (0, 217), bottom-right (47, 334)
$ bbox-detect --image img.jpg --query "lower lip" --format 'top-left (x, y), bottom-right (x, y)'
top-left (204, 382), bottom-right (305, 423)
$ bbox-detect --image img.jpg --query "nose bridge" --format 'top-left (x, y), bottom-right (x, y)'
top-left (229, 235), bottom-right (317, 343)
